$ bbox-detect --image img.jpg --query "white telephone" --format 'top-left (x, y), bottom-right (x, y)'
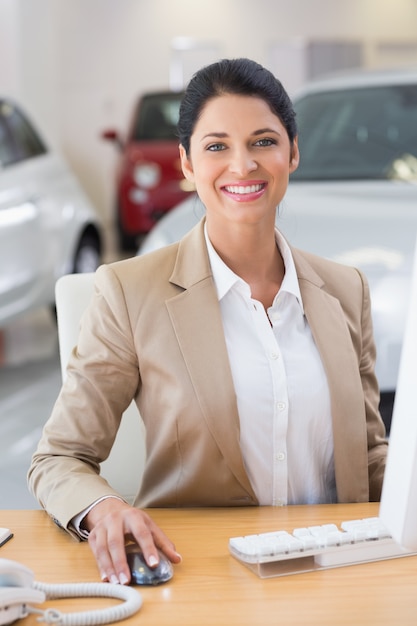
top-left (0, 559), bottom-right (45, 625)
top-left (0, 557), bottom-right (142, 626)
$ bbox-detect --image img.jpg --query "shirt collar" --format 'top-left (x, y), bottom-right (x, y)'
top-left (204, 224), bottom-right (304, 313)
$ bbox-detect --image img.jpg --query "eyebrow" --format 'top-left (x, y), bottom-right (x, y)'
top-left (254, 128), bottom-right (281, 136)
top-left (201, 127), bottom-right (281, 140)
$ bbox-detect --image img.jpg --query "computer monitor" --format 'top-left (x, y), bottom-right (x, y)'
top-left (379, 233), bottom-right (417, 550)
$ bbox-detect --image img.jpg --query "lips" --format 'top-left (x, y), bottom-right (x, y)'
top-left (221, 182), bottom-right (267, 202)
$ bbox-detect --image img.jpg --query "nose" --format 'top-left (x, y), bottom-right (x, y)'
top-left (228, 147), bottom-right (257, 176)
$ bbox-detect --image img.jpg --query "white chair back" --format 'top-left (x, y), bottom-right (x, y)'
top-left (55, 273), bottom-right (145, 503)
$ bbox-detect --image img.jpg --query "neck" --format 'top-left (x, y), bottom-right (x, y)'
top-left (206, 219), bottom-right (285, 308)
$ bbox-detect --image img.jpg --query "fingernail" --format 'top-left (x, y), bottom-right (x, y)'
top-left (101, 572), bottom-right (109, 582)
top-left (119, 572), bottom-right (129, 585)
top-left (175, 552), bottom-right (183, 562)
top-left (110, 574), bottom-right (119, 585)
top-left (149, 555), bottom-right (158, 567)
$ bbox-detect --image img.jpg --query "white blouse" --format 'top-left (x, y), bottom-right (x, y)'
top-left (205, 227), bottom-right (336, 506)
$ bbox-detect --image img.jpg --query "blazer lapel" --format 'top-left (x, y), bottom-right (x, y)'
top-left (165, 221), bottom-right (257, 502)
top-left (292, 249), bottom-right (369, 501)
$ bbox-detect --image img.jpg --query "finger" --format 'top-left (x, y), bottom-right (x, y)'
top-left (106, 524), bottom-right (132, 585)
top-left (89, 522), bottom-right (130, 585)
top-left (129, 514), bottom-right (182, 566)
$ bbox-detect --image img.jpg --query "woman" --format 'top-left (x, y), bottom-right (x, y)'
top-left (29, 58), bottom-right (387, 585)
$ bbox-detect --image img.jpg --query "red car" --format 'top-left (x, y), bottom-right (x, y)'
top-left (102, 90), bottom-right (194, 250)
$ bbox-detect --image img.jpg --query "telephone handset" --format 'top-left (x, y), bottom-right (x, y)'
top-left (0, 559), bottom-right (45, 625)
top-left (0, 558), bottom-right (142, 626)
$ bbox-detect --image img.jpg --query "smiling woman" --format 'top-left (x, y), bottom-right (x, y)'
top-left (29, 58), bottom-right (387, 590)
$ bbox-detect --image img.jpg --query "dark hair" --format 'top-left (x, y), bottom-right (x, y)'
top-left (178, 57), bottom-right (297, 155)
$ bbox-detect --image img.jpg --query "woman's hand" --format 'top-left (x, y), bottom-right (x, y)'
top-left (84, 498), bottom-right (182, 584)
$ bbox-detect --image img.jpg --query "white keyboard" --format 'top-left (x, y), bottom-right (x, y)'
top-left (229, 517), bottom-right (417, 578)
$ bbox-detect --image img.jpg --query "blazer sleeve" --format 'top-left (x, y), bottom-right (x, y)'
top-left (28, 264), bottom-right (141, 534)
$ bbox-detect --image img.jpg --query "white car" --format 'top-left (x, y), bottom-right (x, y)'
top-left (0, 98), bottom-right (103, 326)
top-left (139, 66), bottom-right (417, 432)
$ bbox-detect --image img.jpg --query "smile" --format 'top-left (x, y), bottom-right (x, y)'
top-left (223, 183), bottom-right (265, 194)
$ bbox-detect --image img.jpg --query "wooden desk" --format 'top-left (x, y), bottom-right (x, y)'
top-left (2, 504), bottom-right (417, 625)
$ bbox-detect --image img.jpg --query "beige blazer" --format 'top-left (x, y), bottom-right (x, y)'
top-left (29, 219), bottom-right (387, 533)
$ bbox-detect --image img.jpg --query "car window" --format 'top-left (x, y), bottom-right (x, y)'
top-left (292, 84), bottom-right (417, 181)
top-left (132, 92), bottom-right (183, 141)
top-left (0, 100), bottom-right (47, 167)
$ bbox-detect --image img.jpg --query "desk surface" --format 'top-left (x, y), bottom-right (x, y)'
top-left (2, 504), bottom-right (417, 626)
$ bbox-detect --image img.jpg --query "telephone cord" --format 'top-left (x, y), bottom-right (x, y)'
top-left (29, 581), bottom-right (142, 626)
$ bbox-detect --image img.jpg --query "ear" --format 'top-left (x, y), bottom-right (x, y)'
top-left (289, 136), bottom-right (300, 173)
top-left (179, 144), bottom-right (195, 183)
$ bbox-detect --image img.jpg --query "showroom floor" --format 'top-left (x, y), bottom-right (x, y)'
top-left (1, 238), bottom-right (126, 511)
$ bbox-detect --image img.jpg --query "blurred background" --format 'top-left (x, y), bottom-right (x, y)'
top-left (3, 0), bottom-right (417, 241)
top-left (1, 0), bottom-right (417, 508)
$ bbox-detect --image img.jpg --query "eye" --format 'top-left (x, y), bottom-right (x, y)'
top-left (207, 143), bottom-right (226, 152)
top-left (254, 137), bottom-right (276, 147)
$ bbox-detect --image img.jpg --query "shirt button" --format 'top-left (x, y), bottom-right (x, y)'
top-left (276, 401), bottom-right (286, 411)
top-left (276, 451), bottom-right (286, 461)
top-left (270, 351), bottom-right (279, 360)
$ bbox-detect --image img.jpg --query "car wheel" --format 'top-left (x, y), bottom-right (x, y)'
top-left (72, 231), bottom-right (101, 273)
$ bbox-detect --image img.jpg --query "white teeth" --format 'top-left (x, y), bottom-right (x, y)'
top-left (224, 184), bottom-right (263, 194)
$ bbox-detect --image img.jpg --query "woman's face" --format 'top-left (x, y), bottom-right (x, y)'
top-left (179, 93), bottom-right (299, 229)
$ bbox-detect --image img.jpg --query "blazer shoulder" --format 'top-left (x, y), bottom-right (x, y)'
top-left (101, 220), bottom-right (210, 291)
top-left (105, 241), bottom-right (180, 282)
top-left (293, 246), bottom-right (367, 290)
top-left (93, 221), bottom-right (211, 313)
top-left (292, 247), bottom-right (371, 323)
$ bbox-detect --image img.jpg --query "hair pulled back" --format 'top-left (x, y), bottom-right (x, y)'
top-left (177, 57), bottom-right (297, 155)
